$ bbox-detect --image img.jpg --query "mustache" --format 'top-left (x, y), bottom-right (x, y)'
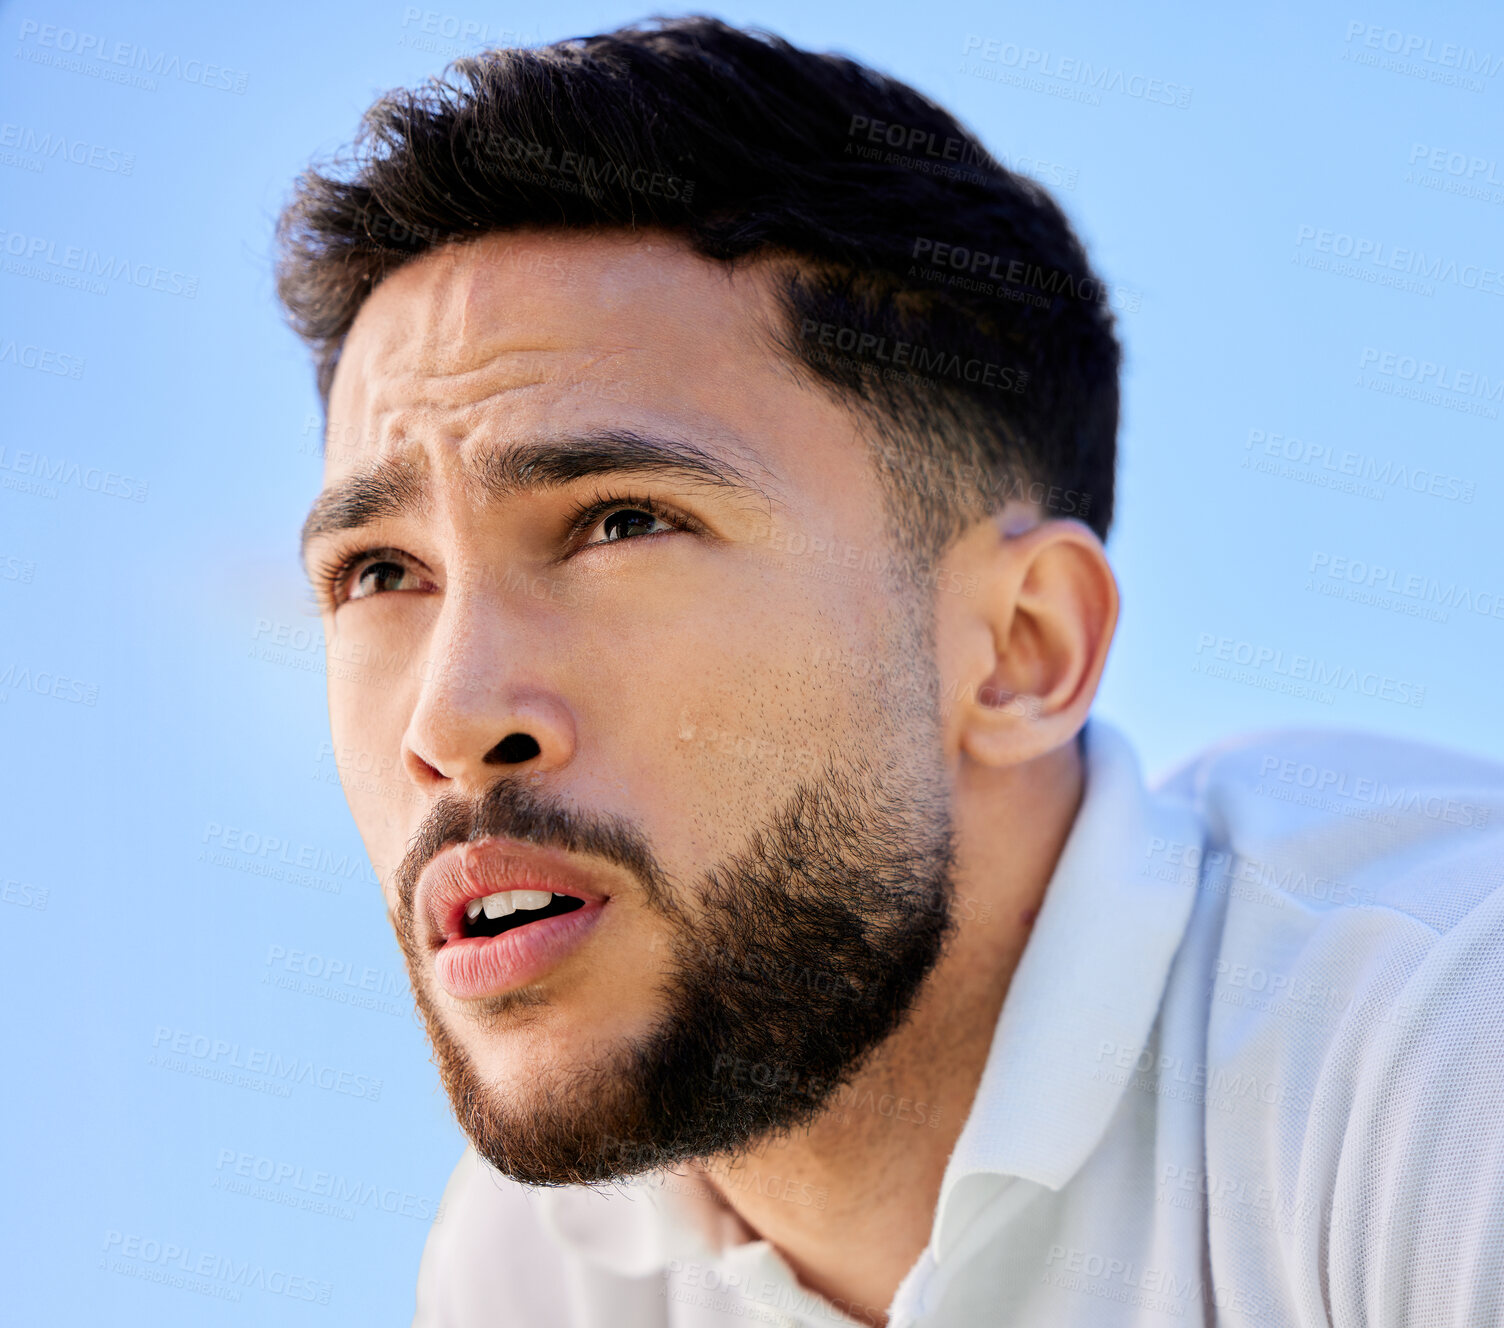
top-left (391, 777), bottom-right (672, 923)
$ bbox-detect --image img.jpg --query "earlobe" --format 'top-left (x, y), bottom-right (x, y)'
top-left (947, 515), bottom-right (1118, 769)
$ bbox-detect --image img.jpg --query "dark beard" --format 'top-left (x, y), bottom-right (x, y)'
top-left (392, 747), bottom-right (957, 1187)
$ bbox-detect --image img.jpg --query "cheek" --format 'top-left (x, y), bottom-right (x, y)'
top-left (324, 605), bottom-right (428, 740)
top-left (579, 596), bottom-right (865, 870)
top-left (325, 646), bottom-right (418, 860)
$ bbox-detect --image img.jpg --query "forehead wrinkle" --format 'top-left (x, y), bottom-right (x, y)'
top-left (402, 241), bottom-right (619, 383)
top-left (350, 369), bottom-right (784, 515)
top-left (356, 345), bottom-right (640, 433)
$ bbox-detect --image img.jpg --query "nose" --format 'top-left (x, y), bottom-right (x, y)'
top-left (400, 593), bottom-right (576, 792)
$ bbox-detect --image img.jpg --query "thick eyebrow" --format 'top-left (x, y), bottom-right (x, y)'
top-left (299, 428), bottom-right (776, 565)
top-left (299, 455), bottom-right (427, 563)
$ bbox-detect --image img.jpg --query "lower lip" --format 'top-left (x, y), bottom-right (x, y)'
top-left (434, 901), bottom-right (605, 1000)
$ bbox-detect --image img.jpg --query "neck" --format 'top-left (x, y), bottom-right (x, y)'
top-left (693, 738), bottom-right (1086, 1326)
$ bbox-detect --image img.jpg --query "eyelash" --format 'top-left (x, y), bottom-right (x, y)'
top-left (312, 491), bottom-right (699, 609)
top-left (561, 489), bottom-right (700, 544)
top-left (310, 547), bottom-right (405, 611)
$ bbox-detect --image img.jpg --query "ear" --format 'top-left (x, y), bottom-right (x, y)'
top-left (935, 510), bottom-right (1118, 768)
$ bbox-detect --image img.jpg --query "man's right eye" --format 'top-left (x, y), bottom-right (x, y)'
top-left (349, 556), bottom-right (424, 600)
top-left (320, 548), bottom-right (435, 605)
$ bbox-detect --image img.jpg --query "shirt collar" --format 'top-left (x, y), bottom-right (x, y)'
top-left (929, 717), bottom-right (1201, 1258)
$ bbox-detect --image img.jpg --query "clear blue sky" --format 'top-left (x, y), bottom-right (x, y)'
top-left (3, 1), bottom-right (1501, 1321)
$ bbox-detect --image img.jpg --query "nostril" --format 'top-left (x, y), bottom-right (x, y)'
top-left (487, 732), bottom-right (541, 765)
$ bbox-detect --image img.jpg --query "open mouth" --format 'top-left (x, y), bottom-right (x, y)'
top-left (461, 890), bottom-right (586, 940)
top-left (422, 840), bottom-right (610, 998)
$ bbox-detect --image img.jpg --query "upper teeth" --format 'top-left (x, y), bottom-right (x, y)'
top-left (466, 890), bottom-right (556, 921)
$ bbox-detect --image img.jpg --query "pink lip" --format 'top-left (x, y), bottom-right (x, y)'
top-left (417, 837), bottom-right (612, 1000)
top-left (435, 902), bottom-right (605, 999)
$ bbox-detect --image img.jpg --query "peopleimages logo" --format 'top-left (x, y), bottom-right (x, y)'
top-left (0, 228), bottom-right (199, 298)
top-left (845, 114), bottom-right (999, 172)
top-left (214, 1149), bottom-right (439, 1221)
top-left (1308, 551), bottom-right (1504, 624)
top-left (199, 821), bottom-right (380, 890)
top-left (1359, 347), bottom-right (1504, 399)
top-left (959, 35), bottom-right (1192, 107)
top-left (799, 317), bottom-right (1029, 394)
top-left (264, 942), bottom-right (410, 1007)
top-left (1356, 347), bottom-right (1502, 419)
top-left (101, 1231), bottom-right (330, 1305)
top-left (0, 337), bottom-right (85, 378)
top-left (1293, 225), bottom-right (1504, 297)
top-left (396, 7), bottom-right (536, 57)
top-left (1342, 21), bottom-right (1503, 80)
top-left (0, 444), bottom-right (148, 501)
top-left (1256, 754), bottom-right (1492, 830)
top-left (1243, 428), bottom-right (1476, 504)
top-left (1043, 1243), bottom-right (1275, 1317)
top-left (1093, 1039), bottom-right (1315, 1114)
top-left (149, 1026), bottom-right (383, 1101)
top-left (0, 659), bottom-right (99, 706)
top-left (1194, 632), bottom-right (1426, 709)
top-left (1407, 143), bottom-right (1504, 185)
top-left (463, 129), bottom-right (695, 202)
top-left (910, 236), bottom-right (1141, 312)
top-left (15, 20), bottom-right (249, 93)
top-left (0, 122), bottom-right (135, 174)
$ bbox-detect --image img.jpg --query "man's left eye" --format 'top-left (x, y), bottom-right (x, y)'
top-left (588, 508), bottom-right (672, 544)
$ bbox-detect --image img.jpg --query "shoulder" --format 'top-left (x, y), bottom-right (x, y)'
top-left (1155, 726), bottom-right (1504, 931)
top-left (1156, 729), bottom-right (1504, 1322)
top-left (1323, 884), bottom-right (1504, 1324)
top-left (1163, 726), bottom-right (1504, 1084)
top-left (1155, 725), bottom-right (1503, 827)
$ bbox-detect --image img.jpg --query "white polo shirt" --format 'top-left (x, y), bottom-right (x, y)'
top-left (413, 720), bottom-right (1504, 1327)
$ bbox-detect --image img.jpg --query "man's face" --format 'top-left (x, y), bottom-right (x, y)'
top-left (307, 230), bottom-right (957, 1182)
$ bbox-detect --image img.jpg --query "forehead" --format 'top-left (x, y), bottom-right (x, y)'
top-left (323, 229), bottom-right (832, 486)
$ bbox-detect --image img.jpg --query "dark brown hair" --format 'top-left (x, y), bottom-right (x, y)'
top-left (276, 15), bottom-right (1121, 555)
